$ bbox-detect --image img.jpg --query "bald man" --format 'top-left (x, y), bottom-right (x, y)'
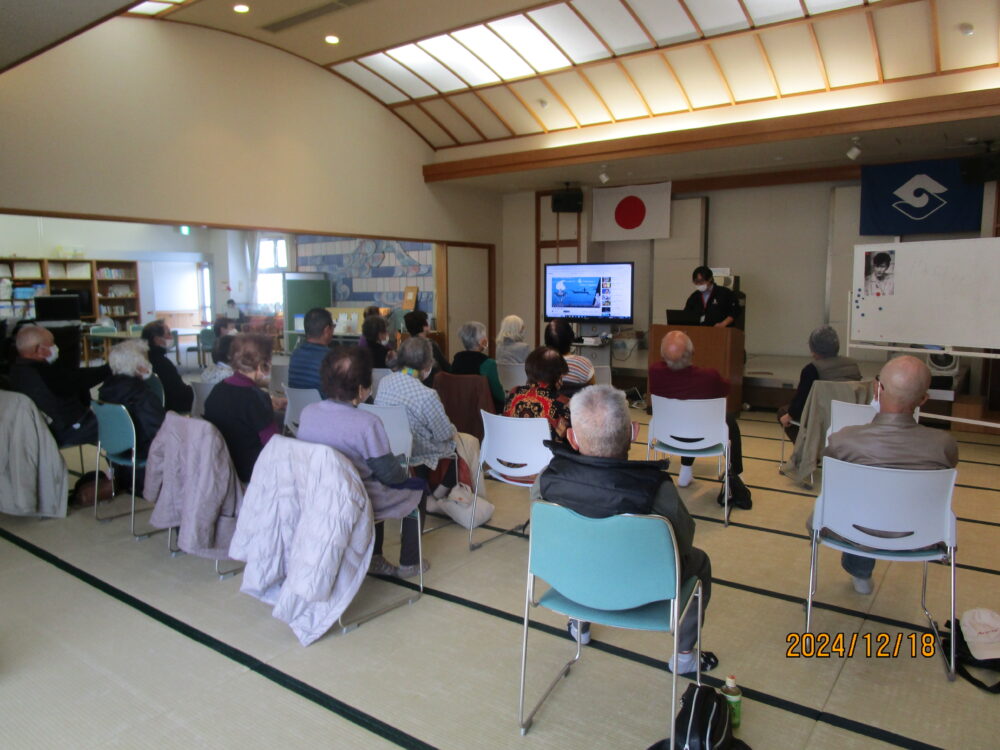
top-left (823, 355), bottom-right (958, 593)
top-left (10, 324), bottom-right (109, 446)
top-left (648, 330), bottom-right (751, 509)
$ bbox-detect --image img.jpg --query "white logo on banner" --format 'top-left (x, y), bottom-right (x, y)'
top-left (891, 174), bottom-right (947, 221)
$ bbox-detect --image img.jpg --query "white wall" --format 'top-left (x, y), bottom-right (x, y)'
top-left (499, 192), bottom-right (536, 344)
top-left (151, 261), bottom-right (200, 311)
top-left (0, 17), bottom-right (500, 247)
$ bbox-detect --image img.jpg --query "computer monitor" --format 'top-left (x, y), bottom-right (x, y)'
top-left (544, 262), bottom-right (634, 324)
top-left (35, 295), bottom-right (81, 322)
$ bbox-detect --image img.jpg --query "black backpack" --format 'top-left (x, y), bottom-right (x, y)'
top-left (647, 683), bottom-right (751, 750)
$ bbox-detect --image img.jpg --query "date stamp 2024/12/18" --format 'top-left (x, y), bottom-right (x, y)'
top-left (786, 632), bottom-right (937, 659)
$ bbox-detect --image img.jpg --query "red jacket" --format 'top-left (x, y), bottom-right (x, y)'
top-left (648, 362), bottom-right (729, 400)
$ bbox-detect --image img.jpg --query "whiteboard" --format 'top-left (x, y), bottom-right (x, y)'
top-left (851, 237), bottom-right (1000, 350)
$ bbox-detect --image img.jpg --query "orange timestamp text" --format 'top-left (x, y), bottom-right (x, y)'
top-left (786, 632), bottom-right (937, 658)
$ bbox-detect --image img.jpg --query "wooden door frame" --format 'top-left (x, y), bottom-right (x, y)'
top-left (436, 242), bottom-right (496, 358)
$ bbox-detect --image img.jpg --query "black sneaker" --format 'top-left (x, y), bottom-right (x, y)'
top-left (717, 476), bottom-right (752, 509)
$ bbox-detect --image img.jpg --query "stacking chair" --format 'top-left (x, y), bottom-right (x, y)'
top-left (88, 325), bottom-right (116, 363)
top-left (371, 368), bottom-right (392, 398)
top-left (190, 380), bottom-right (216, 419)
top-left (646, 395), bottom-right (730, 524)
top-left (519, 501), bottom-right (704, 741)
top-left (805, 457), bottom-right (958, 679)
top-left (187, 327), bottom-right (215, 367)
top-left (469, 411), bottom-right (551, 551)
top-left (497, 363), bottom-right (528, 392)
top-left (146, 373), bottom-right (165, 407)
top-left (357, 403), bottom-right (413, 465)
top-left (91, 401), bottom-right (159, 539)
top-left (283, 384), bottom-right (323, 436)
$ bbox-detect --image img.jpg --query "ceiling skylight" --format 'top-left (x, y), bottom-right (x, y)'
top-left (451, 26), bottom-right (535, 80)
top-left (487, 16), bottom-right (572, 73)
top-left (386, 44), bottom-right (466, 93)
top-left (417, 35), bottom-right (501, 87)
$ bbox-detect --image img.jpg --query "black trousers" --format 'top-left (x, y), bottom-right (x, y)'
top-left (679, 415), bottom-right (744, 476)
top-left (373, 494), bottom-right (427, 566)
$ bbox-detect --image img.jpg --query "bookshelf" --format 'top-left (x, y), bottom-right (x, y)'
top-left (0, 258), bottom-right (141, 330)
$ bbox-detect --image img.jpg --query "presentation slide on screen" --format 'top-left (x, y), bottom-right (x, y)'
top-left (545, 264), bottom-right (632, 320)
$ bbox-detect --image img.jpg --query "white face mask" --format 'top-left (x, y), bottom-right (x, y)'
top-left (871, 382), bottom-right (881, 413)
top-left (140, 369), bottom-right (152, 380)
top-left (379, 336), bottom-right (389, 346)
top-left (695, 284), bottom-right (709, 293)
top-left (44, 344), bottom-right (59, 364)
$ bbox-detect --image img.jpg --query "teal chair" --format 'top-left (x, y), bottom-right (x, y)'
top-left (129, 323), bottom-right (144, 334)
top-left (88, 324), bottom-right (117, 362)
top-left (188, 327), bottom-right (215, 367)
top-left (518, 501), bottom-right (704, 743)
top-left (91, 401), bottom-right (157, 539)
top-left (146, 373), bottom-right (165, 407)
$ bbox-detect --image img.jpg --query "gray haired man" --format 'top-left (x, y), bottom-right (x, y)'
top-left (531, 384), bottom-right (716, 674)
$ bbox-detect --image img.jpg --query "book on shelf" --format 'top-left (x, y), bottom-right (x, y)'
top-left (66, 262), bottom-right (92, 280)
top-left (13, 261), bottom-right (42, 278)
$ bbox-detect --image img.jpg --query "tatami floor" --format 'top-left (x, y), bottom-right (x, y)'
top-left (3, 406), bottom-right (1000, 749)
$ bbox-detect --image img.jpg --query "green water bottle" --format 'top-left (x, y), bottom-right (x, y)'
top-left (721, 674), bottom-right (742, 729)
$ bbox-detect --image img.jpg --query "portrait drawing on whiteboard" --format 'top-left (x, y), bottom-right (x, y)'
top-left (864, 250), bottom-right (895, 297)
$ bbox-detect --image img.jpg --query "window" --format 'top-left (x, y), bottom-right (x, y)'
top-left (255, 235), bottom-right (292, 310)
top-left (199, 263), bottom-right (212, 324)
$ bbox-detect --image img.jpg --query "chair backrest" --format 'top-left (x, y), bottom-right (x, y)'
top-left (190, 380), bottom-right (216, 418)
top-left (269, 364), bottom-right (289, 395)
top-left (89, 325), bottom-right (117, 335)
top-left (828, 400), bottom-right (877, 434)
top-left (479, 411), bottom-right (552, 478)
top-left (433, 372), bottom-right (494, 441)
top-left (284, 385), bottom-right (323, 434)
top-left (497, 362), bottom-right (528, 392)
top-left (358, 403), bottom-right (413, 462)
top-left (529, 501), bottom-right (679, 609)
top-left (816, 457), bottom-right (958, 551)
top-left (648, 394), bottom-right (727, 451)
top-left (198, 328), bottom-right (216, 348)
top-left (129, 323), bottom-right (144, 333)
top-left (90, 400), bottom-right (136, 456)
top-left (593, 365), bottom-right (612, 386)
top-left (371, 368), bottom-right (392, 398)
top-left (146, 373), bottom-right (165, 406)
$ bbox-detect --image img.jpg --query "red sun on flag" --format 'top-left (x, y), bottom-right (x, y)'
top-left (614, 195), bottom-right (646, 229)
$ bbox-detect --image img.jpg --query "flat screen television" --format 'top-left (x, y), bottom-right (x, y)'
top-left (544, 262), bottom-right (634, 324)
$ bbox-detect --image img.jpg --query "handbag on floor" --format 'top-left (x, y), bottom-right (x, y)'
top-left (71, 471), bottom-right (115, 507)
top-left (646, 682), bottom-right (751, 750)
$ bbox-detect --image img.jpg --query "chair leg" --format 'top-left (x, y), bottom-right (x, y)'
top-left (805, 533), bottom-right (820, 633)
top-left (337, 510), bottom-right (423, 634)
top-left (92, 444), bottom-right (127, 523)
top-left (468, 465), bottom-right (530, 552)
top-left (216, 558), bottom-right (244, 580)
top-left (722, 443), bottom-right (730, 527)
top-left (128, 459), bottom-right (163, 541)
top-left (518, 575), bottom-right (582, 735)
top-left (920, 556), bottom-right (957, 681)
top-left (167, 526), bottom-right (182, 556)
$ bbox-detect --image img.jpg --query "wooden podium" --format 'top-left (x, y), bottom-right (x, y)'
top-left (647, 325), bottom-right (744, 414)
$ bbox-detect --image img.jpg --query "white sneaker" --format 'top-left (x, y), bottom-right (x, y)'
top-left (677, 464), bottom-right (694, 488)
top-left (852, 576), bottom-right (873, 595)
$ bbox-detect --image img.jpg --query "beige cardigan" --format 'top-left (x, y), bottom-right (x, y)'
top-left (0, 390), bottom-right (67, 518)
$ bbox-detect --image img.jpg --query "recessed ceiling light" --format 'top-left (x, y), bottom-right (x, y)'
top-left (325, 35), bottom-right (340, 45)
top-left (233, 4), bottom-right (250, 13)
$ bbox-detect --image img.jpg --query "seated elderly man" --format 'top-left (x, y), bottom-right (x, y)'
top-left (648, 330), bottom-right (751, 509)
top-left (778, 325), bottom-right (861, 442)
top-left (450, 320), bottom-right (505, 410)
top-left (822, 354), bottom-right (958, 594)
top-left (9, 324), bottom-right (109, 446)
top-left (288, 307), bottom-right (336, 394)
top-left (531, 385), bottom-right (716, 674)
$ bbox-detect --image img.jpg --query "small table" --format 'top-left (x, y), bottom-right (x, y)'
top-left (83, 326), bottom-right (201, 366)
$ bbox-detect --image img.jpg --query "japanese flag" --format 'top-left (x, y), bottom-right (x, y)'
top-left (591, 182), bottom-right (671, 241)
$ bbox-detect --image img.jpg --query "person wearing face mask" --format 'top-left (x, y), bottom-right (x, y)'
top-left (451, 320), bottom-right (505, 410)
top-left (141, 319), bottom-right (194, 413)
top-left (374, 336), bottom-right (458, 498)
top-left (820, 355), bottom-right (957, 594)
top-left (10, 324), bottom-right (110, 446)
top-left (203, 334), bottom-right (283, 484)
top-left (682, 266), bottom-right (739, 328)
top-left (97, 339), bottom-right (166, 490)
top-left (360, 314), bottom-right (394, 369)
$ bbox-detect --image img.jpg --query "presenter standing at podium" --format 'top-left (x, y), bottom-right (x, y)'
top-left (683, 266), bottom-right (738, 328)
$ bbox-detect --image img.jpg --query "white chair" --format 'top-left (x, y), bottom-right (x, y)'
top-left (371, 368), bottom-right (392, 399)
top-left (283, 384), bottom-right (323, 437)
top-left (646, 395), bottom-right (731, 525)
top-left (269, 364), bottom-right (289, 395)
top-left (470, 411), bottom-right (552, 551)
top-left (497, 363), bottom-right (528, 392)
top-left (357, 403), bottom-right (413, 465)
top-left (593, 364), bottom-right (612, 385)
top-left (190, 380), bottom-right (215, 419)
top-left (806, 457), bottom-right (958, 680)
top-left (827, 399), bottom-right (877, 435)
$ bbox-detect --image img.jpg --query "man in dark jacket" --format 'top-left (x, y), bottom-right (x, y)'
top-left (141, 320), bottom-right (193, 413)
top-left (531, 384), bottom-right (716, 675)
top-left (9, 324), bottom-right (109, 445)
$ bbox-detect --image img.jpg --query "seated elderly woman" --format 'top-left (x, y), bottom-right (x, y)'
top-left (97, 339), bottom-right (167, 490)
top-left (297, 347), bottom-right (427, 578)
top-left (201, 333), bottom-right (236, 386)
top-left (360, 314), bottom-right (394, 369)
top-left (203, 334), bottom-right (286, 484)
top-left (544, 319), bottom-right (595, 388)
top-left (375, 336), bottom-right (458, 497)
top-left (140, 319), bottom-right (194, 413)
top-left (778, 325), bottom-right (862, 442)
top-left (450, 320), bottom-right (505, 409)
top-left (495, 314), bottom-right (530, 364)
top-left (503, 346), bottom-right (571, 442)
